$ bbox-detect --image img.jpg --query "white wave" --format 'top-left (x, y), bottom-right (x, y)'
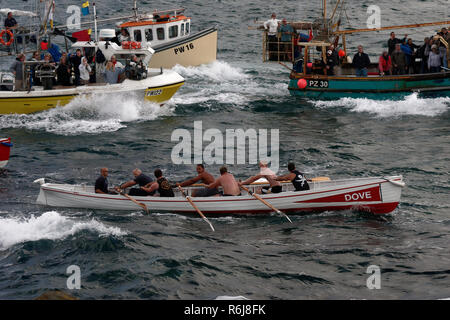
top-left (0, 211), bottom-right (127, 250)
top-left (169, 61), bottom-right (288, 107)
top-left (312, 93), bottom-right (450, 117)
top-left (172, 60), bottom-right (249, 83)
top-left (0, 93), bottom-right (173, 135)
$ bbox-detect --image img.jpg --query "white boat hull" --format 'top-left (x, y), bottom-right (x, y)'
top-left (149, 27), bottom-right (218, 69)
top-left (36, 176), bottom-right (404, 216)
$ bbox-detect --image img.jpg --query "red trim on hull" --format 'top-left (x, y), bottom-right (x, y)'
top-left (181, 202), bottom-right (400, 216)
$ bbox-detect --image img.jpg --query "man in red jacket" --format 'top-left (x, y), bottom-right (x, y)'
top-left (378, 51), bottom-right (392, 76)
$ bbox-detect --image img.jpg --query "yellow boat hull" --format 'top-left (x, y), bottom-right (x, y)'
top-left (0, 81), bottom-right (184, 115)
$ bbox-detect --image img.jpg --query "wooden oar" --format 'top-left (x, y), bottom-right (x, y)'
top-left (177, 186), bottom-right (215, 232)
top-left (118, 190), bottom-right (149, 214)
top-left (240, 185), bottom-right (292, 224)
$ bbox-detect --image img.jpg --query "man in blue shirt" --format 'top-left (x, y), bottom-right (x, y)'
top-left (95, 168), bottom-right (117, 194)
top-left (279, 19), bottom-right (294, 61)
top-left (117, 168), bottom-right (154, 196)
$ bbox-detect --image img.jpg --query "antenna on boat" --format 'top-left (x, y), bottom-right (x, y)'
top-left (93, 2), bottom-right (98, 42)
top-left (133, 0), bottom-right (138, 21)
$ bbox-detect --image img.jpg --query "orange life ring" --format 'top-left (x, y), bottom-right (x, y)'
top-left (0, 29), bottom-right (14, 46)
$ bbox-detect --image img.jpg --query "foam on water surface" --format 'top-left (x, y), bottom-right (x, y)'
top-left (312, 93), bottom-right (450, 118)
top-left (0, 211), bottom-right (127, 250)
top-left (0, 93), bottom-right (173, 135)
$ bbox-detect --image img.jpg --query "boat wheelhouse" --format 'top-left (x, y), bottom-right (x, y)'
top-left (117, 7), bottom-right (218, 68)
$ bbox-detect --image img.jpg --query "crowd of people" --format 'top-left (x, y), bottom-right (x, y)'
top-left (263, 13), bottom-right (449, 77)
top-left (95, 162), bottom-right (311, 198)
top-left (9, 47), bottom-right (144, 91)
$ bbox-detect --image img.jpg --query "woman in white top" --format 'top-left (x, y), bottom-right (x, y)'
top-left (78, 57), bottom-right (92, 85)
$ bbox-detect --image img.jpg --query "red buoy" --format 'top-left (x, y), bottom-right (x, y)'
top-left (297, 79), bottom-right (307, 89)
top-left (338, 49), bottom-right (346, 57)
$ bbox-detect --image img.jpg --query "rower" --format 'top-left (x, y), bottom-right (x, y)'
top-left (141, 169), bottom-right (175, 197)
top-left (176, 164), bottom-right (218, 197)
top-left (95, 168), bottom-right (117, 194)
top-left (239, 161), bottom-right (282, 194)
top-left (276, 162), bottom-right (310, 191)
top-left (207, 166), bottom-right (241, 196)
top-left (116, 168), bottom-right (153, 196)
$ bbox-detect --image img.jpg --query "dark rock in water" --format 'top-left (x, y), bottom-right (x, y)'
top-left (35, 290), bottom-right (78, 300)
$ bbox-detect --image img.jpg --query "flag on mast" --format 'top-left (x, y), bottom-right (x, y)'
top-left (81, 1), bottom-right (90, 16)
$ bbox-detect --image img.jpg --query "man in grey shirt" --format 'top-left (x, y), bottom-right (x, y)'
top-left (10, 53), bottom-right (25, 91)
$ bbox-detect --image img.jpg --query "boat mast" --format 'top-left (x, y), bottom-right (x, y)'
top-left (133, 0), bottom-right (138, 21)
top-left (93, 2), bottom-right (98, 42)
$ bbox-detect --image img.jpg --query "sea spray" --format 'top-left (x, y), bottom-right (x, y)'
top-left (312, 93), bottom-right (450, 118)
top-left (0, 93), bottom-right (173, 136)
top-left (0, 211), bottom-right (127, 250)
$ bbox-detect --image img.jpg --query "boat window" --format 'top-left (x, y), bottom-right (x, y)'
top-left (181, 23), bottom-right (185, 36)
top-left (157, 27), bottom-right (165, 40)
top-left (145, 28), bottom-right (153, 41)
top-left (186, 22), bottom-right (190, 34)
top-left (134, 29), bottom-right (142, 42)
top-left (169, 25), bottom-right (178, 39)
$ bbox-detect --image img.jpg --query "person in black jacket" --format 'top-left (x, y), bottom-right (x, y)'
top-left (353, 45), bottom-right (371, 77)
top-left (388, 32), bottom-right (407, 55)
top-left (56, 56), bottom-right (72, 86)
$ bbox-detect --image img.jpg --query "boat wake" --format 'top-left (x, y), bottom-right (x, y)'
top-left (169, 60), bottom-right (288, 108)
top-left (0, 93), bottom-right (173, 135)
top-left (312, 93), bottom-right (450, 117)
top-left (0, 211), bottom-right (127, 250)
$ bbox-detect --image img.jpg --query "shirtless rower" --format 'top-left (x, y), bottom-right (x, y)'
top-left (207, 166), bottom-right (241, 196)
top-left (276, 162), bottom-right (310, 191)
top-left (176, 164), bottom-right (218, 197)
top-left (239, 161), bottom-right (282, 194)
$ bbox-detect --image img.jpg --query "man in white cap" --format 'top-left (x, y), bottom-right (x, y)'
top-left (264, 13), bottom-right (280, 60)
top-left (239, 161), bottom-right (282, 194)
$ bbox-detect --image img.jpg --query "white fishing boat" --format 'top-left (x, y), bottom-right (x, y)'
top-left (0, 137), bottom-right (12, 168)
top-left (34, 176), bottom-right (405, 216)
top-left (117, 7), bottom-right (218, 68)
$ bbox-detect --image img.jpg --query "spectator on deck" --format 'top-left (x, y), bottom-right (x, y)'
top-left (428, 44), bottom-right (442, 73)
top-left (103, 61), bottom-right (125, 84)
top-left (406, 38), bottom-right (420, 73)
top-left (79, 57), bottom-right (92, 85)
top-left (4, 12), bottom-right (18, 54)
top-left (70, 49), bottom-right (83, 86)
top-left (388, 32), bottom-right (407, 55)
top-left (10, 53), bottom-right (25, 91)
top-left (325, 49), bottom-right (337, 75)
top-left (378, 51), bottom-right (392, 76)
top-left (438, 28), bottom-right (449, 69)
top-left (391, 44), bottom-right (407, 75)
top-left (352, 45), bottom-right (370, 77)
top-left (264, 13), bottom-right (280, 60)
top-left (118, 28), bottom-right (130, 43)
top-left (56, 56), bottom-right (72, 86)
top-left (278, 18), bottom-right (294, 61)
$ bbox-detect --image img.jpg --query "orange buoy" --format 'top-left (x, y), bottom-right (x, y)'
top-left (0, 29), bottom-right (14, 46)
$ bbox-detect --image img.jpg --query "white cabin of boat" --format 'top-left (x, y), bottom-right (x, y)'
top-left (118, 8), bottom-right (191, 49)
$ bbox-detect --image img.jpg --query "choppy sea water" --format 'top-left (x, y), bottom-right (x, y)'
top-left (0, 0), bottom-right (449, 300)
